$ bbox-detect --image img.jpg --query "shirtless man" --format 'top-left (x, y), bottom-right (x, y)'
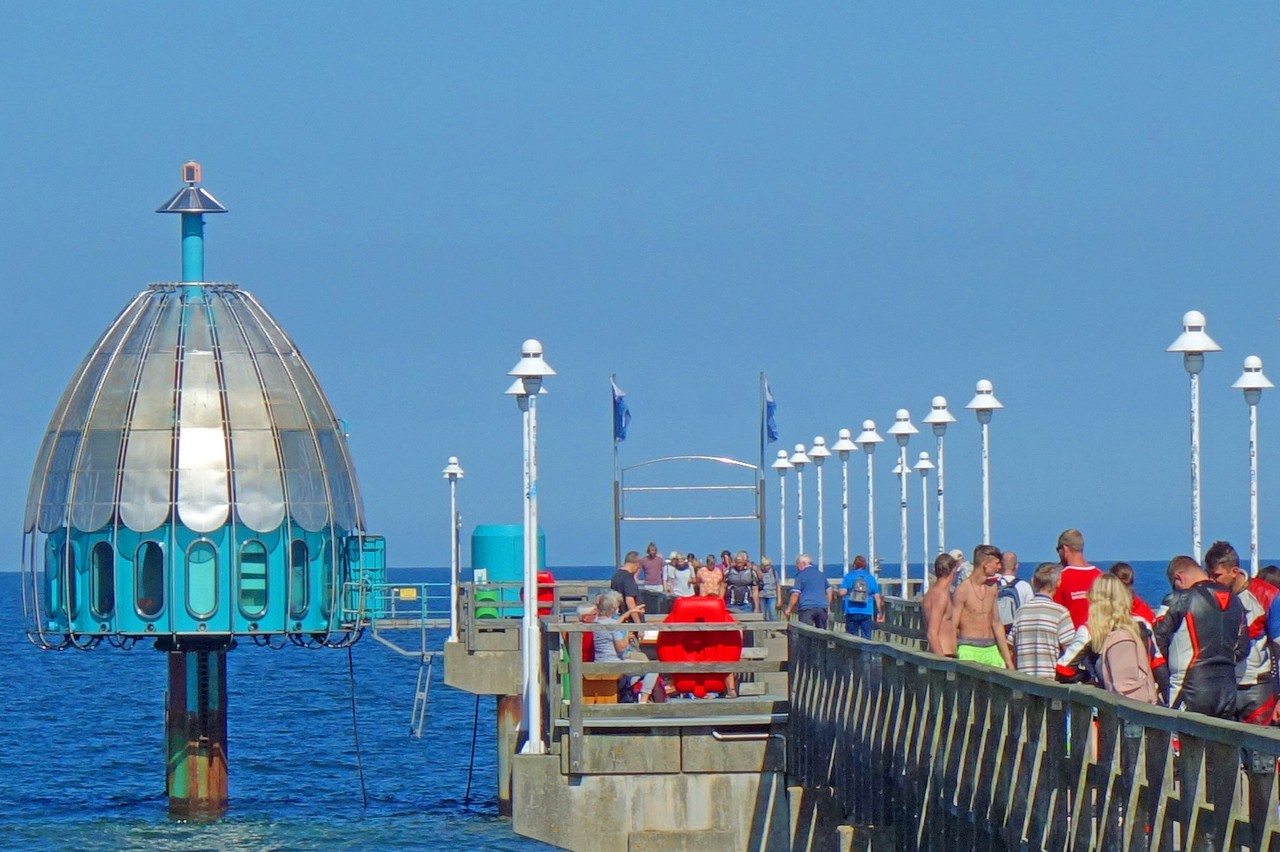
top-left (953, 544), bottom-right (1013, 668)
top-left (697, 559), bottom-right (726, 599)
top-left (922, 552), bottom-right (957, 656)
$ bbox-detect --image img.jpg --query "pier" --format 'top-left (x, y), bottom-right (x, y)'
top-left (442, 588), bottom-right (1280, 850)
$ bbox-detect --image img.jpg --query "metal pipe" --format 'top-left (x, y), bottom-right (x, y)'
top-left (778, 472), bottom-right (788, 586)
top-left (1191, 371), bottom-right (1202, 561)
top-left (898, 446), bottom-right (909, 591)
top-left (815, 463), bottom-right (825, 573)
top-left (841, 456), bottom-right (850, 571)
top-left (866, 452), bottom-right (877, 571)
top-left (523, 393), bottom-right (545, 754)
top-left (936, 433), bottom-right (946, 555)
top-left (1250, 400), bottom-right (1259, 575)
top-left (165, 645), bottom-right (228, 817)
top-left (181, 213), bottom-right (204, 283)
top-left (795, 467), bottom-right (805, 557)
top-left (981, 421), bottom-right (992, 545)
top-left (920, 463), bottom-right (931, 589)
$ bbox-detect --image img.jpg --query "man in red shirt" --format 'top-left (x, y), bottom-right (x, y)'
top-left (1053, 528), bottom-right (1101, 628)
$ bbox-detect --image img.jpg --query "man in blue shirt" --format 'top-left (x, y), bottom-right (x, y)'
top-left (782, 554), bottom-right (831, 628)
top-left (837, 555), bottom-right (882, 638)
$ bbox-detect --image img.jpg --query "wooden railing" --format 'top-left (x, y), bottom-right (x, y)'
top-left (789, 624), bottom-right (1280, 851)
top-left (549, 620), bottom-right (789, 774)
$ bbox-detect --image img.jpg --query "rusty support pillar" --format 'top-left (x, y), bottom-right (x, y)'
top-left (165, 643), bottom-right (229, 818)
top-left (496, 694), bottom-right (522, 816)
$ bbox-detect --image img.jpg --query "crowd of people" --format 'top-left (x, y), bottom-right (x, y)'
top-left (610, 543), bottom-right (783, 619)
top-left (919, 528), bottom-right (1277, 725)
top-left (581, 530), bottom-right (1276, 723)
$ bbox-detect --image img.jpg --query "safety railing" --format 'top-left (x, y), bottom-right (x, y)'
top-left (549, 618), bottom-right (789, 775)
top-left (458, 582), bottom-right (601, 653)
top-left (789, 623), bottom-right (1280, 851)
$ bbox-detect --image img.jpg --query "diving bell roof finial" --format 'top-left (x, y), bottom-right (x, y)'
top-left (156, 160), bottom-right (227, 214)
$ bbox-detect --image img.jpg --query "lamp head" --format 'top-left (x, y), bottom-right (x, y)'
top-left (808, 436), bottom-right (831, 465)
top-left (771, 448), bottom-right (793, 473)
top-left (922, 394), bottom-right (957, 436)
top-left (508, 338), bottom-right (557, 390)
top-left (887, 408), bottom-right (918, 446)
top-left (831, 427), bottom-right (858, 459)
top-left (965, 379), bottom-right (1003, 422)
top-left (913, 451), bottom-right (935, 472)
top-left (1166, 310), bottom-right (1222, 364)
top-left (1233, 355), bottom-right (1274, 405)
top-left (855, 419), bottom-right (884, 452)
top-left (789, 443), bottom-right (810, 468)
top-left (442, 456), bottom-right (465, 480)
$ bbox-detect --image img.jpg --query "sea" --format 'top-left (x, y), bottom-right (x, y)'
top-left (0, 559), bottom-right (1211, 850)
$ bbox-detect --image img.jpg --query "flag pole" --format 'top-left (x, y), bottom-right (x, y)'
top-left (612, 373), bottom-right (621, 569)
top-left (759, 372), bottom-right (767, 562)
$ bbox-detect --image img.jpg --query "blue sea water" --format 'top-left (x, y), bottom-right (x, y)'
top-left (0, 567), bottom-right (575, 852)
top-left (0, 558), bottom-right (1215, 850)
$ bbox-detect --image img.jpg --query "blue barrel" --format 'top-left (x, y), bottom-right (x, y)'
top-left (471, 524), bottom-right (545, 616)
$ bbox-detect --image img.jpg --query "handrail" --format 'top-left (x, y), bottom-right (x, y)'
top-left (549, 619), bottom-right (790, 774)
top-left (789, 623), bottom-right (1280, 850)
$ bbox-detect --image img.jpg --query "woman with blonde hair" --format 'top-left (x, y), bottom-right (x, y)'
top-left (1087, 575), bottom-right (1159, 704)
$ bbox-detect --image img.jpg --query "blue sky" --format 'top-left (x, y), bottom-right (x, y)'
top-left (4, 5), bottom-right (1280, 569)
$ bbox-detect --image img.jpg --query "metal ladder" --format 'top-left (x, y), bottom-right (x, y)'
top-left (409, 653), bottom-right (434, 738)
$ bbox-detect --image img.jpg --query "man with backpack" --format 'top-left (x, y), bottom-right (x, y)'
top-left (838, 555), bottom-right (882, 638)
top-left (996, 550), bottom-right (1033, 633)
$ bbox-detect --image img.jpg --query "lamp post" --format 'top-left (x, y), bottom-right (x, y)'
top-left (887, 410), bottom-right (919, 592)
top-left (1167, 311), bottom-right (1221, 561)
top-left (891, 458), bottom-right (911, 595)
top-left (443, 456), bottom-right (464, 643)
top-left (965, 380), bottom-right (1003, 545)
top-left (832, 428), bottom-right (859, 571)
top-left (921, 396), bottom-right (956, 555)
top-left (914, 452), bottom-right (935, 591)
top-left (790, 443), bottom-right (810, 559)
top-left (855, 421), bottom-right (884, 571)
top-left (771, 450), bottom-right (792, 585)
top-left (507, 339), bottom-right (555, 756)
top-left (809, 437), bottom-right (830, 572)
top-left (1234, 356), bottom-right (1273, 575)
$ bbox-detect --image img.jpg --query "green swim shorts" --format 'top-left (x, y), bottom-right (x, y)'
top-left (956, 642), bottom-right (1006, 668)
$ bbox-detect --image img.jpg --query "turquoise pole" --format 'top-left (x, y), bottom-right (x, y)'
top-left (181, 212), bottom-right (204, 283)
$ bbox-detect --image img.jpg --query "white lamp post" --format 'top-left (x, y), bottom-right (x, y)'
top-left (887, 410), bottom-right (918, 592)
top-left (1234, 356), bottom-right (1273, 575)
top-left (1167, 311), bottom-right (1221, 561)
top-left (855, 420), bottom-right (884, 572)
top-left (443, 456), bottom-right (464, 643)
top-left (831, 428), bottom-right (859, 571)
top-left (914, 452), bottom-right (935, 592)
top-left (790, 443), bottom-right (810, 559)
top-left (965, 380), bottom-right (1003, 545)
top-left (771, 450), bottom-right (792, 585)
top-left (809, 437), bottom-right (830, 572)
top-left (507, 339), bottom-right (555, 756)
top-left (921, 396), bottom-right (956, 555)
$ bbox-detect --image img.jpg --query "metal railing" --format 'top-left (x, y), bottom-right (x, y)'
top-left (789, 623), bottom-right (1280, 851)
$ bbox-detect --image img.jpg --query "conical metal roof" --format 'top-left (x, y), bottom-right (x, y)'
top-left (24, 283), bottom-right (364, 536)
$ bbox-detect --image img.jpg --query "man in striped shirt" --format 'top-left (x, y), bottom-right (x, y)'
top-left (1011, 563), bottom-right (1076, 678)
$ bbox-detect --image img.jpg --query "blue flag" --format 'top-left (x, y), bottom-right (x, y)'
top-left (765, 380), bottom-right (779, 443)
top-left (612, 379), bottom-right (631, 442)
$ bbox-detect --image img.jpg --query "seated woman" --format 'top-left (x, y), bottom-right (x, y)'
top-left (595, 591), bottom-right (661, 703)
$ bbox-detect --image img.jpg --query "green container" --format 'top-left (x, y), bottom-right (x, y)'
top-left (475, 588), bottom-right (500, 620)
